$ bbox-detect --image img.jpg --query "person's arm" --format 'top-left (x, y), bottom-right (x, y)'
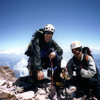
top-left (51, 40), bottom-right (63, 61)
top-left (66, 58), bottom-right (73, 78)
top-left (31, 38), bottom-right (43, 70)
top-left (80, 55), bottom-right (96, 78)
top-left (31, 38), bottom-right (44, 80)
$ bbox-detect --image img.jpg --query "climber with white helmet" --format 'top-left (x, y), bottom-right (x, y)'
top-left (66, 41), bottom-right (100, 99)
top-left (25, 24), bottom-right (63, 86)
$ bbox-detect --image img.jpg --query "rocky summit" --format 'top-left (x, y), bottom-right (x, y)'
top-left (0, 66), bottom-right (58, 100)
top-left (0, 66), bottom-right (47, 100)
top-left (0, 66), bottom-right (77, 100)
top-left (0, 66), bottom-right (90, 100)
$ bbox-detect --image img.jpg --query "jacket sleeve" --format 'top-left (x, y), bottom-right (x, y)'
top-left (80, 55), bottom-right (97, 78)
top-left (52, 40), bottom-right (63, 61)
top-left (30, 38), bottom-right (43, 71)
top-left (66, 58), bottom-right (73, 78)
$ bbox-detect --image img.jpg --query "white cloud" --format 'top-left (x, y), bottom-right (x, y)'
top-left (0, 49), bottom-right (29, 78)
top-left (0, 49), bottom-right (25, 55)
top-left (14, 58), bottom-right (28, 68)
top-left (14, 58), bottom-right (29, 78)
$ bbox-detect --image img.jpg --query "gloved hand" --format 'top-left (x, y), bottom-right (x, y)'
top-left (80, 68), bottom-right (90, 78)
top-left (60, 67), bottom-right (70, 80)
top-left (49, 52), bottom-right (56, 60)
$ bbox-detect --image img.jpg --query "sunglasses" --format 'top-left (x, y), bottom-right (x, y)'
top-left (72, 47), bottom-right (82, 53)
top-left (44, 31), bottom-right (53, 34)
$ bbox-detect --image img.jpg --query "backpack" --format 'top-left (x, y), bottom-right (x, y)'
top-left (25, 28), bottom-right (44, 56)
top-left (82, 47), bottom-right (100, 79)
top-left (82, 47), bottom-right (93, 57)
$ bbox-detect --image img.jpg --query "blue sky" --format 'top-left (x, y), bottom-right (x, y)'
top-left (0, 0), bottom-right (100, 53)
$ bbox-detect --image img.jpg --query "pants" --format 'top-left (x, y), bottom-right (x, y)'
top-left (89, 77), bottom-right (100, 100)
top-left (67, 76), bottom-right (100, 99)
top-left (65, 76), bottom-right (90, 98)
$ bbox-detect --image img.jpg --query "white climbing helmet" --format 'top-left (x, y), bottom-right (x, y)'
top-left (70, 41), bottom-right (82, 50)
top-left (44, 24), bottom-right (55, 33)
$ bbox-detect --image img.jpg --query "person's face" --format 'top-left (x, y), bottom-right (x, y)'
top-left (44, 32), bottom-right (53, 43)
top-left (72, 47), bottom-right (82, 59)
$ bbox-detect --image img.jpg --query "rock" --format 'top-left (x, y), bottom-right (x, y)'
top-left (0, 80), bottom-right (6, 86)
top-left (0, 87), bottom-right (16, 100)
top-left (0, 66), bottom-right (16, 82)
top-left (34, 94), bottom-right (46, 100)
top-left (16, 91), bottom-right (35, 100)
top-left (36, 88), bottom-right (46, 95)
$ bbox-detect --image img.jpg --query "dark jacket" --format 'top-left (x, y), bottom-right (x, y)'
top-left (25, 30), bottom-right (63, 71)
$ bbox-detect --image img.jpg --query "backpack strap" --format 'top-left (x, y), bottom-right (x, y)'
top-left (84, 54), bottom-right (89, 60)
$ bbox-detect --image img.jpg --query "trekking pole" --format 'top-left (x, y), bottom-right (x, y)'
top-left (50, 60), bottom-right (54, 90)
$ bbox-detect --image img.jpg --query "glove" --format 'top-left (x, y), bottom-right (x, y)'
top-left (80, 68), bottom-right (90, 78)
